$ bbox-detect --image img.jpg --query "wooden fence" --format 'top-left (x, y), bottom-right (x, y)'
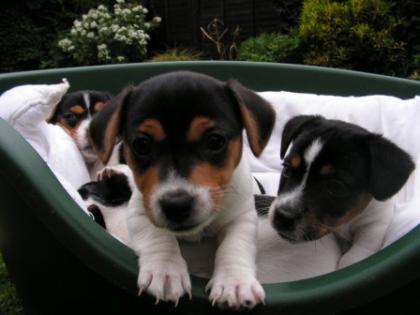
top-left (149, 0), bottom-right (280, 57)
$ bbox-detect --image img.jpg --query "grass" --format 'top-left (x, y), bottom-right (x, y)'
top-left (0, 254), bottom-right (24, 315)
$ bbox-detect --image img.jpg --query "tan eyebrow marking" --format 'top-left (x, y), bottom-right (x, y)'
top-left (93, 101), bottom-right (105, 113)
top-left (186, 116), bottom-right (216, 142)
top-left (320, 164), bottom-right (335, 176)
top-left (138, 119), bottom-right (166, 141)
top-left (70, 105), bottom-right (85, 114)
top-left (291, 154), bottom-right (302, 169)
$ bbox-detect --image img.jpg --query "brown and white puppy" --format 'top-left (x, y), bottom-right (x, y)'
top-left (269, 115), bottom-right (415, 268)
top-left (88, 71), bottom-right (275, 309)
top-left (48, 90), bottom-right (112, 165)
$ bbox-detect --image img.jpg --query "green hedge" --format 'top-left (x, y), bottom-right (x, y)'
top-left (238, 33), bottom-right (300, 63)
top-left (299, 0), bottom-right (407, 75)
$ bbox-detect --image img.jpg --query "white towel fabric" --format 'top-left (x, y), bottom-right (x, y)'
top-left (0, 80), bottom-right (91, 215)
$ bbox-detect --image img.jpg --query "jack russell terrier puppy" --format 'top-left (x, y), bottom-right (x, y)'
top-left (269, 115), bottom-right (415, 268)
top-left (88, 71), bottom-right (276, 309)
top-left (48, 90), bottom-right (123, 177)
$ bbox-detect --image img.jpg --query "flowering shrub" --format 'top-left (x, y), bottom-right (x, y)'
top-left (58, 0), bottom-right (161, 65)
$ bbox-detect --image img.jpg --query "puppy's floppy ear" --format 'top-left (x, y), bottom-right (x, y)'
top-left (367, 134), bottom-right (415, 201)
top-left (227, 80), bottom-right (276, 156)
top-left (89, 86), bottom-right (132, 164)
top-left (280, 115), bottom-right (323, 158)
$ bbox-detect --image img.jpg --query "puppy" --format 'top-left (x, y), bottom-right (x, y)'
top-left (48, 90), bottom-right (113, 173)
top-left (269, 115), bottom-right (415, 268)
top-left (88, 71), bottom-right (276, 309)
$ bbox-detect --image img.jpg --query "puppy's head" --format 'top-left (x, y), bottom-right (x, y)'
top-left (48, 90), bottom-right (111, 162)
top-left (270, 115), bottom-right (415, 243)
top-left (89, 71), bottom-right (275, 235)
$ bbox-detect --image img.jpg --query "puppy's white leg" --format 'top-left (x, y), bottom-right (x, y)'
top-left (127, 190), bottom-right (191, 305)
top-left (207, 208), bottom-right (265, 309)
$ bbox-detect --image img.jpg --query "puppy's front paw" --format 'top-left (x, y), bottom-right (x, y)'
top-left (206, 272), bottom-right (265, 310)
top-left (138, 257), bottom-right (192, 306)
top-left (97, 164), bottom-right (130, 181)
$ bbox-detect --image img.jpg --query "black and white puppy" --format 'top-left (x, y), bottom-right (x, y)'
top-left (48, 90), bottom-right (112, 165)
top-left (88, 71), bottom-right (276, 309)
top-left (269, 115), bottom-right (415, 268)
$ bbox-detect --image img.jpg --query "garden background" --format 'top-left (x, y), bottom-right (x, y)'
top-left (1, 0), bottom-right (420, 314)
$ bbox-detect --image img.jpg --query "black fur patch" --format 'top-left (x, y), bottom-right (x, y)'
top-left (78, 173), bottom-right (132, 207)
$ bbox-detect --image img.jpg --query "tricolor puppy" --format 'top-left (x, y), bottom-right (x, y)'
top-left (48, 90), bottom-right (112, 164)
top-left (89, 71), bottom-right (275, 309)
top-left (269, 115), bottom-right (414, 268)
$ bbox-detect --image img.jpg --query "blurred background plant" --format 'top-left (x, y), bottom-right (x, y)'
top-left (148, 48), bottom-right (202, 62)
top-left (298, 0), bottom-right (406, 75)
top-left (56, 0), bottom-right (160, 66)
top-left (238, 33), bottom-right (300, 63)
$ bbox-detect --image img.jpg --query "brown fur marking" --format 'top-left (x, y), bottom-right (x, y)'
top-left (190, 139), bottom-right (242, 210)
top-left (291, 154), bottom-right (302, 169)
top-left (323, 193), bottom-right (373, 228)
top-left (70, 105), bottom-right (86, 114)
top-left (320, 164), bottom-right (336, 176)
top-left (93, 101), bottom-right (105, 113)
top-left (186, 116), bottom-right (216, 142)
top-left (139, 119), bottom-right (166, 141)
top-left (124, 145), bottom-right (159, 225)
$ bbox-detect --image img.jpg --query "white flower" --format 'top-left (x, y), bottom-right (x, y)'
top-left (111, 24), bottom-right (119, 32)
top-left (74, 20), bottom-right (82, 28)
top-left (116, 56), bottom-right (126, 62)
top-left (144, 22), bottom-right (151, 29)
top-left (153, 16), bottom-right (162, 23)
top-left (116, 0), bottom-right (124, 3)
top-left (97, 5), bottom-right (107, 12)
top-left (87, 32), bottom-right (95, 38)
top-left (90, 22), bottom-right (98, 28)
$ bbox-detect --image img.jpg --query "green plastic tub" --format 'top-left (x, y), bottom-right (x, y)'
top-left (0, 61), bottom-right (419, 314)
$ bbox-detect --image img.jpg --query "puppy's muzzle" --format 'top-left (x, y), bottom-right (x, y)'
top-left (272, 205), bottom-right (302, 233)
top-left (159, 189), bottom-right (194, 228)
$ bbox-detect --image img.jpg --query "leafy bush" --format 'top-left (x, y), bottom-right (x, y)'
top-left (148, 48), bottom-right (202, 62)
top-left (299, 0), bottom-right (407, 75)
top-left (238, 33), bottom-right (300, 63)
top-left (58, 0), bottom-right (161, 65)
top-left (0, 1), bottom-right (116, 72)
top-left (271, 0), bottom-right (304, 32)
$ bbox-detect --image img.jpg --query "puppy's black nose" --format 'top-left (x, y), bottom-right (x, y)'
top-left (273, 206), bottom-right (301, 232)
top-left (159, 190), bottom-right (194, 224)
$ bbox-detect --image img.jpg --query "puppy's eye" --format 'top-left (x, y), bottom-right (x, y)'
top-left (62, 113), bottom-right (79, 126)
top-left (132, 135), bottom-right (153, 157)
top-left (205, 133), bottom-right (227, 152)
top-left (325, 179), bottom-right (349, 198)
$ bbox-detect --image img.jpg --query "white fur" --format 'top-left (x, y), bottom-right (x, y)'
top-left (126, 156), bottom-right (265, 309)
top-left (150, 171), bottom-right (215, 236)
top-left (269, 138), bottom-right (324, 224)
top-left (335, 198), bottom-right (394, 268)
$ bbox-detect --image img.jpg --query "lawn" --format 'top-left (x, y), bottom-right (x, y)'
top-left (0, 254), bottom-right (24, 315)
